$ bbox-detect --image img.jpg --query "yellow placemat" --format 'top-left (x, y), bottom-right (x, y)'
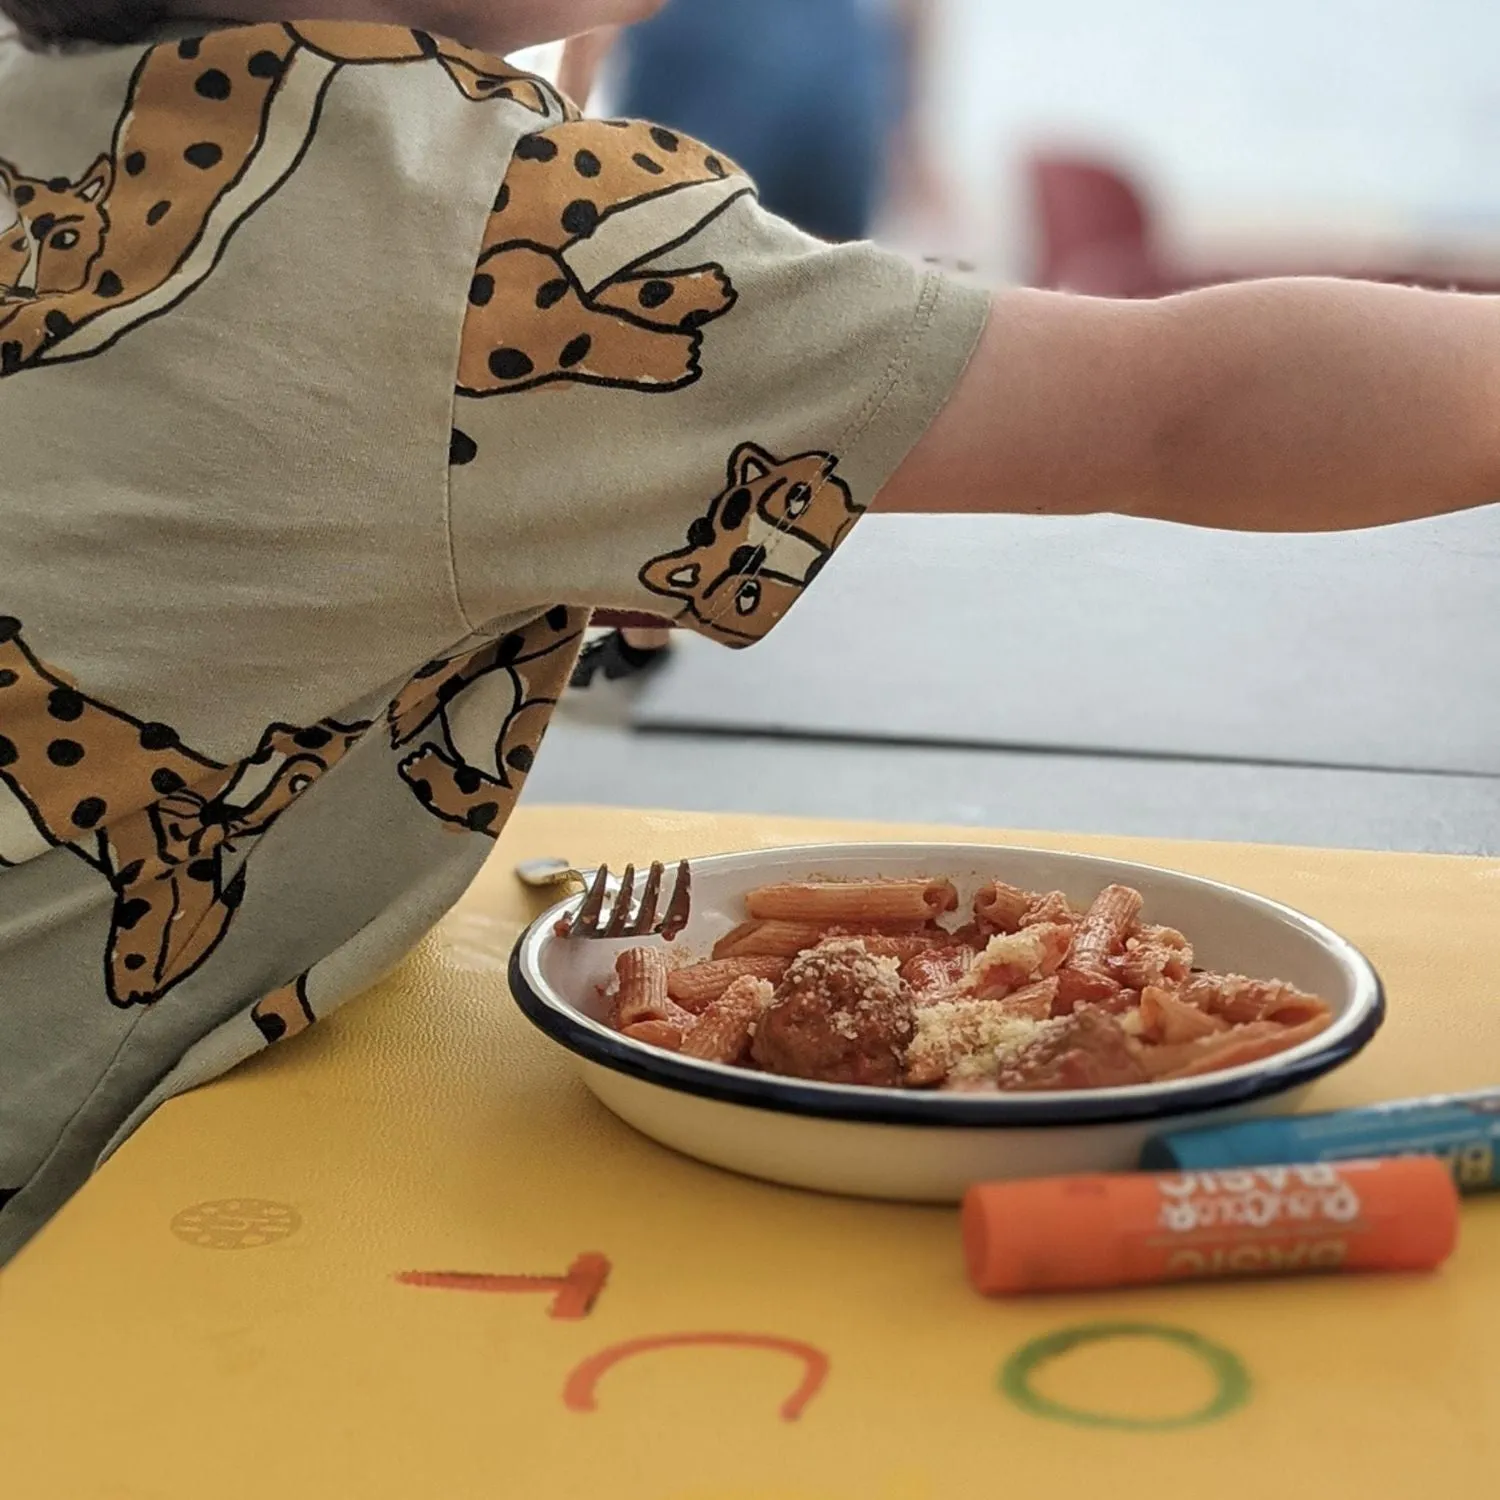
top-left (3, 807), bottom-right (1498, 1500)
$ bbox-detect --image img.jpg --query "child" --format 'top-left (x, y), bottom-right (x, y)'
top-left (0, 0), bottom-right (1495, 1267)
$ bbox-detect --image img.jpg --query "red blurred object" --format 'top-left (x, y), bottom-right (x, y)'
top-left (1027, 151), bottom-right (1500, 297)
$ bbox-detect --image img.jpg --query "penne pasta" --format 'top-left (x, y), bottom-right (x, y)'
top-left (973, 880), bottom-right (1031, 933)
top-left (668, 956), bottom-right (790, 1012)
top-left (1158, 1015), bottom-right (1333, 1079)
top-left (603, 874), bottom-right (1334, 1098)
top-left (1020, 891), bottom-right (1078, 930)
top-left (611, 947), bottom-right (691, 1030)
top-left (681, 975), bottom-right (774, 1063)
top-left (1053, 965), bottom-right (1125, 1014)
top-left (1071, 884), bottom-right (1144, 971)
top-left (966, 924), bottom-right (1073, 999)
top-left (1138, 984), bottom-right (1228, 1045)
top-left (1183, 973), bottom-right (1333, 1028)
top-left (744, 878), bottom-right (957, 925)
top-left (620, 1020), bottom-right (686, 1052)
top-left (714, 920), bottom-right (826, 958)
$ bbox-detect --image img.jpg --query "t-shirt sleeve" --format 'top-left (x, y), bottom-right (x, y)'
top-left (445, 117), bottom-right (990, 647)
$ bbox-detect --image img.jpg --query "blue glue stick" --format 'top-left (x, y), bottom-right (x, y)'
top-left (1141, 1088), bottom-right (1500, 1193)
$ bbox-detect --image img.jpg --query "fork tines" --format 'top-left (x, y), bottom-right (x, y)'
top-left (565, 860), bottom-right (692, 940)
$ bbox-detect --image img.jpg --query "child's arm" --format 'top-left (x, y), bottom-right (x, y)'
top-left (557, 26), bottom-right (619, 109)
top-left (879, 279), bottom-right (1500, 531)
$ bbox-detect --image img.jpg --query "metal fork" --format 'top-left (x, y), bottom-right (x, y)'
top-left (520, 859), bottom-right (692, 940)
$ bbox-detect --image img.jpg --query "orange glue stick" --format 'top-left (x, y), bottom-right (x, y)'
top-left (963, 1157), bottom-right (1458, 1295)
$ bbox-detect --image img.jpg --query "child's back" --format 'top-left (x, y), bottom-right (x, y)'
top-left (0, 18), bottom-right (987, 1260)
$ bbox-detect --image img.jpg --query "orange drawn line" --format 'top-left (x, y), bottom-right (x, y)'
top-left (396, 1253), bottom-right (609, 1319)
top-left (563, 1333), bottom-right (830, 1421)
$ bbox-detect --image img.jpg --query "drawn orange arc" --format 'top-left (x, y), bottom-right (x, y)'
top-left (563, 1333), bottom-right (830, 1421)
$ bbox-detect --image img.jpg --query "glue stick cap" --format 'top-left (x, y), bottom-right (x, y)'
top-left (962, 1175), bottom-right (1126, 1295)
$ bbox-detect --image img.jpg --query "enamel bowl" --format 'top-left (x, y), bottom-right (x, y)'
top-left (508, 843), bottom-right (1384, 1202)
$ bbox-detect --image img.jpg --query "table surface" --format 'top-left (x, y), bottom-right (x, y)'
top-left (4, 806), bottom-right (1498, 1500)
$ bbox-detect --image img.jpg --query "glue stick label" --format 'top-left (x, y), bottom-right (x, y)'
top-left (1150, 1166), bottom-right (1366, 1280)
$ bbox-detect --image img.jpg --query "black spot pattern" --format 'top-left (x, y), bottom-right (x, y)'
top-left (558, 334), bottom-right (591, 369)
top-left (0, 735), bottom-right (16, 767)
top-left (493, 182), bottom-right (510, 213)
top-left (515, 135), bottom-right (558, 163)
top-left (139, 722), bottom-right (178, 751)
top-left (1, 342), bottom-right (22, 374)
top-left (632, 153), bottom-right (665, 176)
top-left (495, 633), bottom-right (525, 665)
top-left (194, 68), bottom-right (232, 100)
top-left (184, 142), bottom-right (224, 170)
top-left (293, 726), bottom-right (333, 750)
top-left (123, 953), bottom-right (146, 972)
top-left (247, 50), bottom-right (283, 79)
top-left (177, 36), bottom-right (201, 59)
top-left (72, 796), bottom-right (106, 829)
top-left (489, 348), bottom-right (535, 381)
top-left (11, 184), bottom-right (33, 206)
top-left (546, 605), bottom-right (571, 631)
top-left (468, 273), bottom-right (494, 307)
top-left (650, 126), bottom-right (680, 152)
top-left (146, 201), bottom-right (171, 227)
top-left (705, 155), bottom-right (726, 178)
top-left (96, 270), bottom-right (123, 298)
top-left (0, 617), bottom-right (19, 643)
top-left (152, 768), bottom-right (185, 796)
top-left (449, 428), bottom-right (478, 466)
top-left (574, 149), bottom-right (602, 178)
top-left (535, 278), bottom-right (570, 310)
top-left (115, 897), bottom-right (152, 930)
top-left (0, 669), bottom-right (16, 687)
top-left (561, 199), bottom-right (599, 237)
top-left (45, 176), bottom-right (68, 193)
top-left (454, 765), bottom-right (483, 795)
top-left (506, 745), bottom-right (534, 774)
top-left (46, 738), bottom-right (84, 767)
top-left (187, 858), bottom-right (217, 882)
top-left (687, 517), bottom-right (716, 549)
top-left (255, 1009), bottom-right (286, 1041)
top-left (465, 803), bottom-right (499, 832)
top-left (123, 151), bottom-right (146, 176)
top-left (638, 279), bottom-right (674, 309)
top-left (47, 687), bottom-right (84, 721)
top-left (43, 310), bottom-right (72, 339)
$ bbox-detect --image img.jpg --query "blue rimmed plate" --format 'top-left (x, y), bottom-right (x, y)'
top-left (509, 843), bottom-right (1384, 1201)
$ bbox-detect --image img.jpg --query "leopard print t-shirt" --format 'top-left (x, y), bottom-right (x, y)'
top-left (0, 20), bottom-right (989, 1264)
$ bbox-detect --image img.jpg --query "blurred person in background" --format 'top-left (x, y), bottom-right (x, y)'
top-left (566, 0), bottom-right (943, 687)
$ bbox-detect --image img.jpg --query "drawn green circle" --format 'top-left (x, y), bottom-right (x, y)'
top-left (1000, 1322), bottom-right (1252, 1432)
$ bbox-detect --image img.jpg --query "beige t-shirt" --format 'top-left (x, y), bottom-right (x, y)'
top-left (0, 19), bottom-right (988, 1262)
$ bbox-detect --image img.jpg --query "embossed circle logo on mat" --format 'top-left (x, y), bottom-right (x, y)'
top-left (170, 1199), bottom-right (301, 1250)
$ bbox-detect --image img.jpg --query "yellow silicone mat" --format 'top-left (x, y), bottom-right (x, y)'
top-left (3, 807), bottom-right (1498, 1499)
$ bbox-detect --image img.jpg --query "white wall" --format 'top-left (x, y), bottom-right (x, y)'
top-left (930, 0), bottom-right (1500, 274)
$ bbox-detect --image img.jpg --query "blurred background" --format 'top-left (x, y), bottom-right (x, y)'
top-left (519, 0), bottom-right (1500, 855)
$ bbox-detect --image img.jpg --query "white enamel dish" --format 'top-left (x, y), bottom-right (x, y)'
top-left (508, 843), bottom-right (1385, 1202)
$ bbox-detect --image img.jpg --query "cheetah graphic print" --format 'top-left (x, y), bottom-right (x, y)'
top-left (0, 617), bottom-right (369, 1007)
top-left (451, 118), bottom-right (750, 410)
top-left (0, 23), bottom-right (564, 376)
top-left (639, 443), bottom-right (865, 646)
top-left (388, 606), bottom-right (584, 837)
top-left (251, 973), bottom-right (316, 1044)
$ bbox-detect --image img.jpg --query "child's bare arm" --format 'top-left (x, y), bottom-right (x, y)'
top-left (878, 279), bottom-right (1500, 531)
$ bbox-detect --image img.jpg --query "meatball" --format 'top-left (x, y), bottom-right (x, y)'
top-left (751, 939), bottom-right (915, 1087)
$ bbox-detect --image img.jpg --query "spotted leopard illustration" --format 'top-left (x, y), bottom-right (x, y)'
top-left (639, 443), bottom-right (864, 646)
top-left (388, 606), bottom-right (584, 836)
top-left (0, 617), bottom-right (369, 1006)
top-left (0, 22), bottom-right (565, 375)
top-left (454, 119), bottom-right (749, 402)
top-left (251, 973), bottom-right (315, 1043)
